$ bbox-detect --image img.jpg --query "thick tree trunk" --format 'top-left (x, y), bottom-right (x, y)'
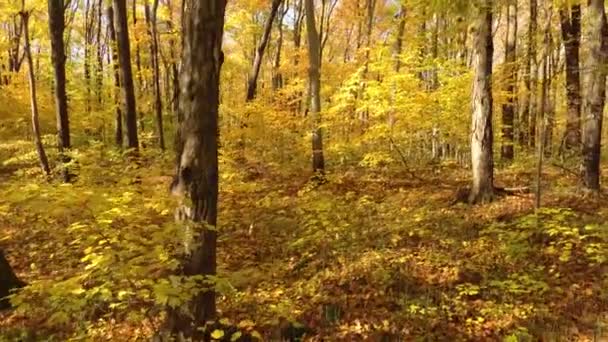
top-left (113, 0), bottom-right (139, 150)
top-left (305, 0), bottom-right (325, 174)
top-left (469, 0), bottom-right (494, 204)
top-left (559, 4), bottom-right (582, 151)
top-left (21, 10), bottom-right (50, 176)
top-left (48, 0), bottom-right (71, 182)
top-left (0, 250), bottom-right (25, 310)
top-left (246, 0), bottom-right (282, 101)
top-left (501, 0), bottom-right (516, 161)
top-left (107, 4), bottom-right (123, 147)
top-left (165, 0), bottom-right (226, 336)
top-left (582, 0), bottom-right (608, 190)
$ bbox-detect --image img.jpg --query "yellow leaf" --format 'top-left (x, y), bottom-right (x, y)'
top-left (211, 329), bottom-right (225, 340)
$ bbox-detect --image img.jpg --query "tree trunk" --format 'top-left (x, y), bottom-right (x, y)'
top-left (147, 0), bottom-right (165, 149)
top-left (501, 0), bottom-right (516, 161)
top-left (305, 0), bottom-right (325, 174)
top-left (520, 0), bottom-right (537, 147)
top-left (559, 4), bottom-right (582, 151)
top-left (469, 0), bottom-right (494, 204)
top-left (165, 0), bottom-right (226, 336)
top-left (48, 0), bottom-right (71, 182)
top-left (107, 4), bottom-right (123, 147)
top-left (582, 0), bottom-right (608, 191)
top-left (272, 2), bottom-right (287, 91)
top-left (21, 9), bottom-right (50, 176)
top-left (0, 250), bottom-right (25, 310)
top-left (113, 0), bottom-right (139, 150)
top-left (246, 0), bottom-right (282, 101)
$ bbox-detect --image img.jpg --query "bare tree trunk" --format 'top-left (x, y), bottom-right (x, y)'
top-left (146, 0), bottom-right (165, 149)
top-left (501, 0), bottom-right (516, 161)
top-left (107, 4), bottom-right (123, 147)
top-left (48, 0), bottom-right (71, 182)
top-left (95, 0), bottom-right (103, 107)
top-left (469, 0), bottom-right (494, 204)
top-left (113, 0), bottom-right (139, 150)
top-left (246, 0), bottom-right (282, 101)
top-left (582, 0), bottom-right (608, 191)
top-left (21, 8), bottom-right (50, 176)
top-left (272, 1), bottom-right (288, 90)
top-left (559, 4), bottom-right (582, 151)
top-left (520, 0), bottom-right (537, 147)
top-left (164, 0), bottom-right (226, 337)
top-left (389, 5), bottom-right (406, 140)
top-left (305, 0), bottom-right (325, 174)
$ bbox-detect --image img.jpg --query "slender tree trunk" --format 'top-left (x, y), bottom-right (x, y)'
top-left (389, 5), bottom-right (406, 139)
top-left (272, 2), bottom-right (287, 90)
top-left (501, 0), bottom-right (516, 161)
top-left (107, 4), bottom-right (123, 147)
top-left (521, 0), bottom-right (537, 147)
top-left (559, 4), bottom-right (582, 151)
top-left (305, 0), bottom-right (325, 174)
top-left (48, 0), bottom-right (70, 182)
top-left (164, 0), bottom-right (226, 336)
top-left (469, 0), bottom-right (494, 204)
top-left (166, 0), bottom-right (180, 115)
top-left (133, 0), bottom-right (145, 132)
top-left (582, 0), bottom-right (608, 191)
top-left (95, 0), bottom-right (103, 107)
top-left (113, 0), bottom-right (139, 150)
top-left (147, 0), bottom-right (165, 149)
top-left (21, 9), bottom-right (50, 176)
top-left (246, 0), bottom-right (282, 101)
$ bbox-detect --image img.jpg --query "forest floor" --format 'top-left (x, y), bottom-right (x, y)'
top-left (1, 141), bottom-right (608, 341)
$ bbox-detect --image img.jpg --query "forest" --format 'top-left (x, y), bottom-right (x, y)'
top-left (1, 0), bottom-right (608, 340)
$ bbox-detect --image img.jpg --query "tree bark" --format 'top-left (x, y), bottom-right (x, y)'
top-left (107, 4), bottom-right (123, 147)
top-left (113, 0), bottom-right (139, 150)
top-left (272, 1), bottom-right (288, 91)
top-left (48, 0), bottom-right (71, 182)
top-left (165, 0), bottom-right (226, 335)
top-left (469, 0), bottom-right (494, 204)
top-left (146, 0), bottom-right (165, 149)
top-left (0, 250), bottom-right (25, 310)
top-left (501, 0), bottom-right (516, 161)
top-left (21, 9), bottom-right (50, 176)
top-left (582, 0), bottom-right (608, 191)
top-left (559, 4), bottom-right (582, 151)
top-left (246, 0), bottom-right (282, 101)
top-left (305, 0), bottom-right (325, 174)
top-left (520, 0), bottom-right (537, 147)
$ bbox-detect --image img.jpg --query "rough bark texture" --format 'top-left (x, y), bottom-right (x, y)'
top-left (246, 0), bottom-right (282, 101)
top-left (560, 4), bottom-right (582, 151)
top-left (0, 250), bottom-right (25, 310)
top-left (501, 0), bottom-right (516, 161)
top-left (107, 4), bottom-right (123, 147)
top-left (48, 0), bottom-right (71, 181)
top-left (582, 0), bottom-right (608, 190)
top-left (469, 0), bottom-right (494, 204)
top-left (21, 10), bottom-right (50, 176)
top-left (113, 0), bottom-right (139, 150)
top-left (305, 0), bottom-right (325, 173)
top-left (166, 0), bottom-right (226, 336)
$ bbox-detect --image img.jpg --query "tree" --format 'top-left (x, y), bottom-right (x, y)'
top-left (520, 0), bottom-right (537, 147)
top-left (113, 0), bottom-right (139, 150)
top-left (469, 0), bottom-right (494, 204)
top-left (107, 4), bottom-right (123, 147)
top-left (559, 3), bottom-right (581, 151)
top-left (21, 4), bottom-right (50, 176)
top-left (165, 0), bottom-right (227, 335)
top-left (501, 0), bottom-right (516, 161)
top-left (582, 0), bottom-right (608, 191)
top-left (246, 0), bottom-right (282, 101)
top-left (48, 0), bottom-right (70, 182)
top-left (145, 0), bottom-right (165, 150)
top-left (305, 0), bottom-right (325, 174)
top-left (0, 250), bottom-right (25, 310)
